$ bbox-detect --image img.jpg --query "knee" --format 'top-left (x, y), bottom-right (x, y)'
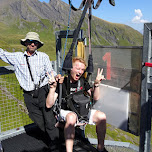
top-left (66, 112), bottom-right (77, 126)
top-left (96, 111), bottom-right (106, 123)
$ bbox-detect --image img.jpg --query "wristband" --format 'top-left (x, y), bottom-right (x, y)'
top-left (94, 85), bottom-right (99, 88)
top-left (94, 80), bottom-right (100, 85)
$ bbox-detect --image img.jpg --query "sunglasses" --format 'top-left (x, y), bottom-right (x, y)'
top-left (26, 39), bottom-right (39, 45)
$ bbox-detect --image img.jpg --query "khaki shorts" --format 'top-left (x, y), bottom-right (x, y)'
top-left (59, 109), bottom-right (97, 126)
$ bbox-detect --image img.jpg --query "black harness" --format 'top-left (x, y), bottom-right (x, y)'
top-left (53, 77), bottom-right (92, 122)
top-left (65, 78), bottom-right (91, 121)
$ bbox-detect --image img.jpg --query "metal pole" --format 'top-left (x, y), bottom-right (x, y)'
top-left (139, 23), bottom-right (152, 152)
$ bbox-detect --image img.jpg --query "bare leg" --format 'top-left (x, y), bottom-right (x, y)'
top-left (64, 112), bottom-right (77, 152)
top-left (93, 110), bottom-right (106, 151)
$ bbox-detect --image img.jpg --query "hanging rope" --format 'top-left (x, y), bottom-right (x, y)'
top-left (63, 0), bottom-right (115, 72)
top-left (60, 0), bottom-right (72, 74)
top-left (62, 0), bottom-right (90, 71)
top-left (86, 0), bottom-right (94, 76)
top-left (88, 0), bottom-right (92, 55)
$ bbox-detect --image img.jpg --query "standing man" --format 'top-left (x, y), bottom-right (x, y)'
top-left (45, 57), bottom-right (108, 152)
top-left (0, 32), bottom-right (59, 151)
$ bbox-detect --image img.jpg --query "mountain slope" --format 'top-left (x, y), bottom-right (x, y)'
top-left (0, 0), bottom-right (143, 61)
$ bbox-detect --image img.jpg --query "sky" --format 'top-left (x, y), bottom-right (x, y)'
top-left (39, 0), bottom-right (152, 33)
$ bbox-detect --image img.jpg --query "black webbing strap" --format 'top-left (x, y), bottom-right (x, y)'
top-left (68, 0), bottom-right (87, 11)
top-left (92, 0), bottom-right (102, 9)
top-left (66, 90), bottom-right (89, 121)
top-left (67, 71), bottom-right (71, 95)
top-left (86, 1), bottom-right (94, 78)
top-left (68, 0), bottom-right (90, 54)
top-left (58, 71), bottom-right (71, 113)
top-left (69, 0), bottom-right (103, 11)
top-left (88, 1), bottom-right (92, 55)
top-left (62, 0), bottom-right (90, 71)
top-left (65, 77), bottom-right (89, 121)
top-left (67, 0), bottom-right (104, 58)
top-left (69, 0), bottom-right (115, 11)
top-left (66, 93), bottom-right (83, 119)
top-left (26, 55), bottom-right (34, 82)
top-left (58, 83), bottom-right (62, 110)
top-left (109, 0), bottom-right (115, 6)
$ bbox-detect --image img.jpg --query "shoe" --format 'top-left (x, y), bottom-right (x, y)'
top-left (97, 147), bottom-right (108, 152)
top-left (49, 140), bottom-right (61, 152)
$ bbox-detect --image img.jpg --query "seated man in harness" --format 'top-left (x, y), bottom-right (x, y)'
top-left (46, 57), bottom-right (107, 152)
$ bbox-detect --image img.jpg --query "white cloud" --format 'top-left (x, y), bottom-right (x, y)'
top-left (135, 9), bottom-right (142, 18)
top-left (132, 9), bottom-right (148, 23)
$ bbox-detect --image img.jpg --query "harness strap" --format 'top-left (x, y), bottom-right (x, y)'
top-left (86, 2), bottom-right (94, 79)
top-left (88, 1), bottom-right (92, 55)
top-left (66, 78), bottom-right (89, 121)
top-left (25, 55), bottom-right (43, 86)
top-left (57, 68), bottom-right (71, 114)
top-left (69, 0), bottom-right (89, 53)
top-left (58, 83), bottom-right (62, 110)
top-left (63, 0), bottom-right (90, 72)
top-left (66, 90), bottom-right (89, 122)
top-left (61, 0), bottom-right (72, 74)
top-left (66, 94), bottom-right (85, 120)
top-left (109, 0), bottom-right (115, 6)
top-left (26, 55), bottom-right (34, 82)
top-left (77, 80), bottom-right (81, 91)
top-left (68, 0), bottom-right (87, 11)
top-left (69, 0), bottom-right (103, 11)
top-left (92, 0), bottom-right (102, 9)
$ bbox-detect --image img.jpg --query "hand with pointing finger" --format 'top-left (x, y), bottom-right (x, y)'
top-left (94, 68), bottom-right (106, 86)
top-left (47, 71), bottom-right (57, 88)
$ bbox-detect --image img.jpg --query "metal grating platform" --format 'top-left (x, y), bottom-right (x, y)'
top-left (1, 126), bottom-right (49, 152)
top-left (1, 124), bottom-right (139, 152)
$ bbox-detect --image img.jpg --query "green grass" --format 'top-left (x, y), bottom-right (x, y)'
top-left (0, 14), bottom-right (143, 54)
top-left (85, 122), bottom-right (152, 148)
top-left (91, 17), bottom-right (143, 46)
top-left (85, 123), bottom-right (140, 146)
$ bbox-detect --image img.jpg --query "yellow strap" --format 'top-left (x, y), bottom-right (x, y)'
top-left (77, 40), bottom-right (87, 78)
top-left (77, 41), bottom-right (85, 58)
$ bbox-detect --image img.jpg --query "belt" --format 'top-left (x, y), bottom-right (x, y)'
top-left (23, 84), bottom-right (48, 97)
top-left (23, 89), bottom-right (35, 96)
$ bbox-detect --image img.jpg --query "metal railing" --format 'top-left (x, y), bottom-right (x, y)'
top-left (0, 60), bottom-right (57, 140)
top-left (0, 66), bottom-right (32, 140)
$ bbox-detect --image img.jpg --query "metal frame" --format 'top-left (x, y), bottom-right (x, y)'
top-left (139, 23), bottom-right (152, 152)
top-left (55, 29), bottom-right (83, 74)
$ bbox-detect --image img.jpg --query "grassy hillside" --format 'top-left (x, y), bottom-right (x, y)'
top-left (0, 18), bottom-right (143, 67)
top-left (91, 17), bottom-right (143, 46)
top-left (85, 124), bottom-right (140, 146)
top-left (0, 0), bottom-right (143, 60)
top-left (0, 20), bottom-right (57, 66)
